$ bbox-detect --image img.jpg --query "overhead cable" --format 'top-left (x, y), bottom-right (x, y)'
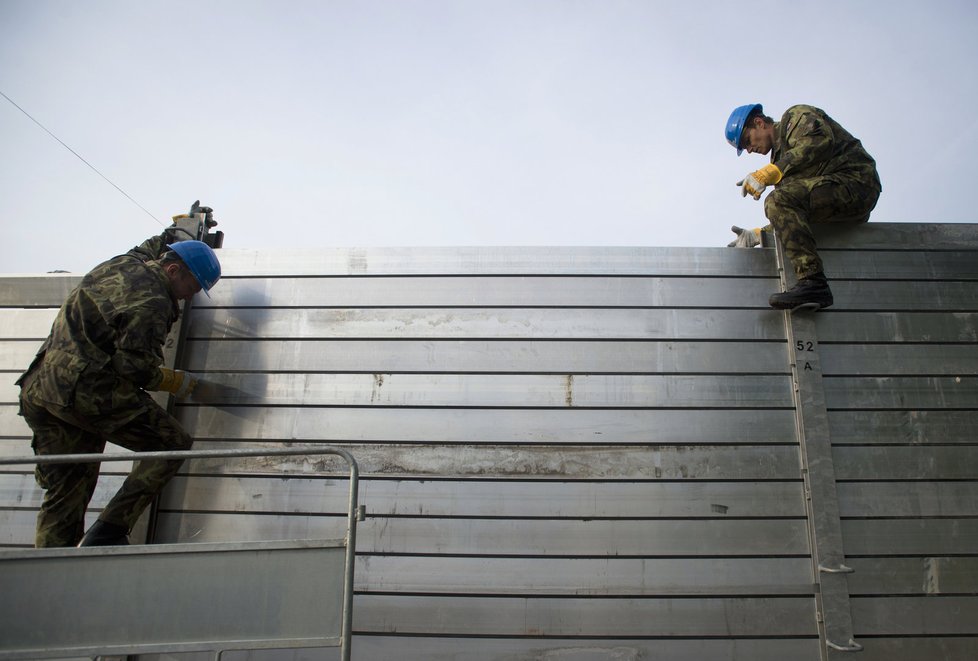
top-left (0, 89), bottom-right (164, 226)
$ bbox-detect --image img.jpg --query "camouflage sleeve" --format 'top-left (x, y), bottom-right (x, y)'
top-left (109, 308), bottom-right (169, 388)
top-left (128, 222), bottom-right (200, 262)
top-left (102, 265), bottom-right (174, 388)
top-left (128, 233), bottom-right (170, 262)
top-left (773, 108), bottom-right (836, 177)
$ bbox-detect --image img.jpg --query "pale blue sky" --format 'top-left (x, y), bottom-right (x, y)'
top-left (2, 0), bottom-right (976, 273)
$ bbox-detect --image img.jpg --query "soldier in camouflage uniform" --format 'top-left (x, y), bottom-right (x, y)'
top-left (725, 104), bottom-right (882, 309)
top-left (16, 204), bottom-right (221, 547)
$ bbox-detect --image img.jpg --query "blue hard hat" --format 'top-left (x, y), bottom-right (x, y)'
top-left (725, 103), bottom-right (762, 155)
top-left (169, 240), bottom-right (221, 296)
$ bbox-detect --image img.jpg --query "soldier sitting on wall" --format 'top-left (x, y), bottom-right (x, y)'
top-left (16, 202), bottom-right (221, 547)
top-left (725, 104), bottom-right (882, 310)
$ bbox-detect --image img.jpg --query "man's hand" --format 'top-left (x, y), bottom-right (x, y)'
top-left (166, 201), bottom-right (218, 244)
top-left (727, 226), bottom-right (762, 248)
top-left (157, 368), bottom-right (199, 398)
top-left (736, 163), bottom-right (783, 200)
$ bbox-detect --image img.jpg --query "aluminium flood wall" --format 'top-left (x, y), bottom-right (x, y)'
top-left (1, 223), bottom-right (976, 660)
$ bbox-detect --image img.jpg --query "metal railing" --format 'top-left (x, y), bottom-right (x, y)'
top-left (0, 446), bottom-right (360, 661)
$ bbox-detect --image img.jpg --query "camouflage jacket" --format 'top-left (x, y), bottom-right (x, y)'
top-left (18, 232), bottom-right (181, 420)
top-left (772, 105), bottom-right (881, 190)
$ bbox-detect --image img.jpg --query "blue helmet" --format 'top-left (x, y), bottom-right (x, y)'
top-left (169, 240), bottom-right (221, 296)
top-left (725, 103), bottom-right (762, 155)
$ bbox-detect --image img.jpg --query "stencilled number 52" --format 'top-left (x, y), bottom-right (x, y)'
top-left (796, 340), bottom-right (814, 352)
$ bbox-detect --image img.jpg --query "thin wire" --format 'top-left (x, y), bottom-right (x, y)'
top-left (0, 89), bottom-right (165, 227)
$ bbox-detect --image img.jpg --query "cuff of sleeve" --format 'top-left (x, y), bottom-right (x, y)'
top-left (147, 368), bottom-right (166, 391)
top-left (759, 163), bottom-right (783, 185)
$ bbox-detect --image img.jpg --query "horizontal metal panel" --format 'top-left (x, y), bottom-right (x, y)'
top-left (0, 375), bottom-right (21, 403)
top-left (10, 370), bottom-right (793, 407)
top-left (834, 447), bottom-right (978, 480)
top-left (151, 312), bottom-right (978, 346)
top-left (0, 275), bottom-right (80, 307)
top-left (159, 477), bottom-right (805, 518)
top-left (815, 222), bottom-right (978, 249)
top-left (0, 309), bottom-right (57, 339)
top-left (182, 373), bottom-right (794, 409)
top-left (192, 441), bottom-right (801, 479)
top-left (0, 474), bottom-right (125, 511)
top-left (838, 482), bottom-right (978, 517)
top-left (828, 410), bottom-right (978, 444)
top-left (354, 556), bottom-right (814, 596)
top-left (182, 339), bottom-right (791, 374)
top-left (821, 343), bottom-right (978, 376)
top-left (824, 376), bottom-right (978, 409)
top-left (815, 311), bottom-right (978, 342)
top-left (155, 515), bottom-right (811, 556)
top-left (132, 636), bottom-right (978, 661)
top-left (217, 246), bottom-right (778, 277)
top-left (0, 341), bottom-right (42, 370)
top-left (851, 595), bottom-right (978, 635)
top-left (0, 439), bottom-right (34, 458)
top-left (844, 637), bottom-right (978, 661)
top-left (0, 508), bottom-right (815, 554)
top-left (177, 407), bottom-right (798, 444)
top-left (2, 439), bottom-right (803, 479)
top-left (186, 308), bottom-right (789, 341)
top-left (830, 281), bottom-right (978, 311)
top-left (201, 276), bottom-right (780, 309)
top-left (842, 519), bottom-right (978, 555)
top-left (0, 510), bottom-right (36, 546)
top-left (846, 557), bottom-right (978, 595)
top-left (823, 249), bottom-right (978, 279)
top-left (344, 637), bottom-right (823, 661)
top-left (352, 594), bottom-right (817, 636)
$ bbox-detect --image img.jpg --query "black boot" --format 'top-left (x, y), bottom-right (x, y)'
top-left (769, 273), bottom-right (834, 310)
top-left (78, 520), bottom-right (130, 547)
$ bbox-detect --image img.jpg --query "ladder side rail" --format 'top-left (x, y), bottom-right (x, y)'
top-left (774, 238), bottom-right (860, 659)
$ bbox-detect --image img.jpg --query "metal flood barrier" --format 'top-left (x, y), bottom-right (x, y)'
top-left (1, 224), bottom-right (977, 661)
top-left (0, 447), bottom-right (360, 661)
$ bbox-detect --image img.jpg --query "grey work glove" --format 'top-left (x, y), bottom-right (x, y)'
top-left (188, 200), bottom-right (217, 228)
top-left (166, 201), bottom-right (218, 243)
top-left (727, 226), bottom-right (761, 248)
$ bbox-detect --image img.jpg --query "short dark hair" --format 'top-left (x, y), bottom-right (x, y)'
top-left (160, 250), bottom-right (193, 279)
top-left (746, 107), bottom-right (774, 126)
top-left (160, 249), bottom-right (184, 267)
top-left (740, 108), bottom-right (775, 149)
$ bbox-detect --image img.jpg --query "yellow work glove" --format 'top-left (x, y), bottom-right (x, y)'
top-left (157, 367), bottom-right (199, 398)
top-left (737, 163), bottom-right (783, 200)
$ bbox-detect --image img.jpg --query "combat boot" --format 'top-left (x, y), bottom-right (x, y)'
top-left (769, 273), bottom-right (834, 310)
top-left (78, 520), bottom-right (129, 547)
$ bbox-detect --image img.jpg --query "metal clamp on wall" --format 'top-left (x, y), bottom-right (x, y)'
top-left (827, 638), bottom-right (864, 653)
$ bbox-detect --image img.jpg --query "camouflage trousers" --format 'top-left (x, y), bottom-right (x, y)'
top-left (19, 389), bottom-right (192, 548)
top-left (764, 175), bottom-right (881, 279)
